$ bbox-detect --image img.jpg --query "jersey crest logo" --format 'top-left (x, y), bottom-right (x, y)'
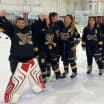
top-left (60, 32), bottom-right (70, 40)
top-left (45, 34), bottom-right (54, 45)
top-left (42, 28), bottom-right (45, 31)
top-left (16, 31), bottom-right (33, 45)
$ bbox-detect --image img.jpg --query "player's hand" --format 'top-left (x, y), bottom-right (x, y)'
top-left (49, 45), bottom-right (53, 50)
top-left (82, 47), bottom-right (86, 51)
top-left (36, 55), bottom-right (39, 59)
top-left (71, 45), bottom-right (77, 51)
top-left (0, 10), bottom-right (5, 17)
top-left (71, 47), bottom-right (76, 51)
top-left (36, 55), bottom-right (39, 62)
top-left (99, 48), bottom-right (102, 51)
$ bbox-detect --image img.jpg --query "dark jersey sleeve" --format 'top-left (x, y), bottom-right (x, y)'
top-left (0, 16), bottom-right (13, 38)
top-left (82, 27), bottom-right (87, 48)
top-left (52, 30), bottom-right (57, 48)
top-left (31, 21), bottom-right (40, 55)
top-left (31, 19), bottom-right (46, 54)
top-left (99, 23), bottom-right (104, 34)
top-left (74, 27), bottom-right (81, 45)
top-left (31, 21), bottom-right (39, 44)
top-left (96, 27), bottom-right (103, 48)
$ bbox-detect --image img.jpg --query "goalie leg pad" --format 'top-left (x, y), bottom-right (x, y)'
top-left (28, 59), bottom-right (45, 93)
top-left (4, 59), bottom-right (45, 103)
top-left (4, 62), bottom-right (31, 104)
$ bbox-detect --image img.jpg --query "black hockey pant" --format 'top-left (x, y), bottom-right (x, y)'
top-left (86, 44), bottom-right (103, 69)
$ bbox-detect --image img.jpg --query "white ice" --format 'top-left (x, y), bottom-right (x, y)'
top-left (0, 28), bottom-right (104, 104)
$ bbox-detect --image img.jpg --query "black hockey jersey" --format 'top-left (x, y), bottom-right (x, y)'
top-left (38, 24), bottom-right (57, 50)
top-left (99, 23), bottom-right (104, 34)
top-left (0, 16), bottom-right (38, 60)
top-left (82, 26), bottom-right (103, 48)
top-left (99, 23), bottom-right (104, 41)
top-left (60, 25), bottom-right (81, 49)
top-left (50, 21), bottom-right (64, 39)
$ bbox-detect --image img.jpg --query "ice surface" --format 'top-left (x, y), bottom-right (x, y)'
top-left (0, 31), bottom-right (104, 104)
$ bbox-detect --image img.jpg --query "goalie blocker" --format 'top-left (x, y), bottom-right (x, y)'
top-left (4, 59), bottom-right (45, 104)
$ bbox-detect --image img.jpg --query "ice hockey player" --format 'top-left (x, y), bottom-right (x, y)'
top-left (82, 17), bottom-right (103, 76)
top-left (31, 15), bottom-right (52, 81)
top-left (47, 12), bottom-right (64, 77)
top-left (0, 10), bottom-right (45, 104)
top-left (99, 17), bottom-right (104, 68)
top-left (60, 15), bottom-right (81, 78)
top-left (35, 15), bottom-right (65, 83)
top-left (49, 12), bottom-right (62, 59)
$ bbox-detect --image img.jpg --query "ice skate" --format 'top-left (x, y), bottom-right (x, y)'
top-left (87, 68), bottom-right (92, 74)
top-left (70, 72), bottom-right (77, 78)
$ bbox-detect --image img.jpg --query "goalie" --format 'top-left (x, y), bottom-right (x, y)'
top-left (0, 10), bottom-right (45, 104)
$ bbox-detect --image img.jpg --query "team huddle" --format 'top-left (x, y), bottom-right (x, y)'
top-left (0, 10), bottom-right (104, 104)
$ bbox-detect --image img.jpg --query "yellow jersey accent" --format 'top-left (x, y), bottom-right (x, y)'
top-left (54, 68), bottom-right (60, 73)
top-left (72, 65), bottom-right (77, 69)
top-left (102, 60), bottom-right (104, 63)
top-left (64, 65), bottom-right (69, 68)
top-left (47, 63), bottom-right (51, 66)
top-left (98, 41), bottom-right (103, 45)
top-left (82, 41), bottom-right (86, 45)
top-left (33, 47), bottom-right (38, 52)
top-left (53, 43), bottom-right (56, 47)
top-left (42, 72), bottom-right (46, 75)
top-left (0, 28), bottom-right (4, 32)
top-left (77, 38), bottom-right (82, 41)
top-left (88, 65), bottom-right (92, 69)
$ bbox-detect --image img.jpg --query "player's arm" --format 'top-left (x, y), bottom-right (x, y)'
top-left (97, 27), bottom-right (103, 50)
top-left (31, 22), bottom-right (39, 56)
top-left (0, 10), bottom-right (13, 38)
top-left (31, 15), bottom-right (46, 53)
top-left (71, 27), bottom-right (81, 51)
top-left (82, 27), bottom-right (87, 50)
top-left (74, 27), bottom-right (81, 45)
